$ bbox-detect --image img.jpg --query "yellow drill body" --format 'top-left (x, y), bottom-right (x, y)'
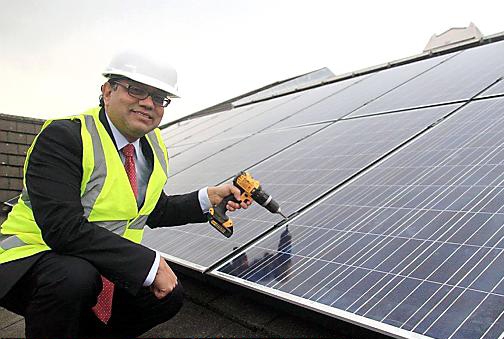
top-left (207, 171), bottom-right (286, 238)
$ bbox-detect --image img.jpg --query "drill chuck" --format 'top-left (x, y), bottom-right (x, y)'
top-left (251, 186), bottom-right (286, 218)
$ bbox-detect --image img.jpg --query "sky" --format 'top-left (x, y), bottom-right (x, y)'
top-left (1, 0), bottom-right (503, 124)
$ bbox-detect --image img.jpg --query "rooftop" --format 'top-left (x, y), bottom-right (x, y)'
top-left (0, 24), bottom-right (504, 339)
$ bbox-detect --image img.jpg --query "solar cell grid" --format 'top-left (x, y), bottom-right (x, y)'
top-left (163, 124), bottom-right (325, 194)
top-left (224, 103), bottom-right (463, 242)
top-left (350, 40), bottom-right (504, 117)
top-left (163, 94), bottom-right (326, 177)
top-left (144, 103), bottom-right (462, 270)
top-left (215, 97), bottom-right (504, 339)
top-left (227, 74), bottom-right (368, 130)
top-left (143, 124), bottom-right (326, 269)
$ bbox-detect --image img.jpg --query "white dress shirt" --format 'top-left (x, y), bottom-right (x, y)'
top-left (105, 113), bottom-right (211, 286)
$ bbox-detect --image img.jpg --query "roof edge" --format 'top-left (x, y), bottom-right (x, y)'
top-left (0, 113), bottom-right (45, 124)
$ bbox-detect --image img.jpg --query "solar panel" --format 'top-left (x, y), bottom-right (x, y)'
top-left (165, 80), bottom-right (374, 174)
top-left (164, 124), bottom-right (326, 194)
top-left (233, 67), bottom-right (335, 106)
top-left (163, 95), bottom-right (303, 149)
top-left (162, 114), bottom-right (213, 136)
top-left (162, 95), bottom-right (310, 174)
top-left (207, 87), bottom-right (337, 142)
top-left (195, 75), bottom-right (369, 144)
top-left (167, 135), bottom-right (247, 175)
top-left (349, 40), bottom-right (504, 117)
top-left (161, 114), bottom-right (216, 146)
top-left (142, 124), bottom-right (327, 270)
top-left (214, 97), bottom-right (504, 339)
top-left (166, 141), bottom-right (199, 159)
top-left (192, 95), bottom-right (303, 141)
top-left (272, 53), bottom-right (454, 128)
top-left (3, 195), bottom-right (19, 206)
top-left (144, 103), bottom-right (462, 270)
top-left (162, 107), bottom-right (250, 147)
top-left (226, 102), bottom-right (463, 230)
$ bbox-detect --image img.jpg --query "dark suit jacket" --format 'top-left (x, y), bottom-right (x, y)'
top-left (0, 108), bottom-right (206, 299)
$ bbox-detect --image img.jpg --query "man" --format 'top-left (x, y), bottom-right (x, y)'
top-left (0, 51), bottom-right (249, 337)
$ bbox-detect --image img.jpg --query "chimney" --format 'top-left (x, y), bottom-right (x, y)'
top-left (424, 22), bottom-right (483, 52)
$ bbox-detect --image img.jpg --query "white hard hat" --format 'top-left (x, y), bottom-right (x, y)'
top-left (103, 50), bottom-right (180, 98)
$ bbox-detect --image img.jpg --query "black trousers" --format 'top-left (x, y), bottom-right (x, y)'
top-left (0, 252), bottom-right (184, 338)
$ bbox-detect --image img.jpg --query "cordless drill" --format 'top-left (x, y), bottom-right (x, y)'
top-left (207, 171), bottom-right (287, 238)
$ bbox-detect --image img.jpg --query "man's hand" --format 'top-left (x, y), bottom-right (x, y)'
top-left (207, 184), bottom-right (252, 211)
top-left (150, 258), bottom-right (177, 299)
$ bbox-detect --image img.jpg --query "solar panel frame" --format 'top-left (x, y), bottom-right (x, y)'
top-left (3, 195), bottom-right (19, 207)
top-left (212, 97), bottom-right (504, 339)
top-left (477, 79), bottom-right (504, 99)
top-left (211, 265), bottom-right (434, 339)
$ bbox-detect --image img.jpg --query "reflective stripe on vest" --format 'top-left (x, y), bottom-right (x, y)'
top-left (0, 234), bottom-right (26, 251)
top-left (147, 130), bottom-right (168, 176)
top-left (94, 215), bottom-right (148, 234)
top-left (82, 115), bottom-right (108, 219)
top-left (1, 214), bottom-right (151, 253)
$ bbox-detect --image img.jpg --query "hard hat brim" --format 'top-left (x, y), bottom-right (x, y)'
top-left (103, 69), bottom-right (180, 98)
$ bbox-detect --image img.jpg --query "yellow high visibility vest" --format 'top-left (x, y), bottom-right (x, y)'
top-left (0, 107), bottom-right (169, 264)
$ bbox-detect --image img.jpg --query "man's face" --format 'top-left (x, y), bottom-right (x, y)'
top-left (102, 79), bottom-right (166, 142)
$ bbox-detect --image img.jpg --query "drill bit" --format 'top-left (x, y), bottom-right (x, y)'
top-left (277, 209), bottom-right (288, 220)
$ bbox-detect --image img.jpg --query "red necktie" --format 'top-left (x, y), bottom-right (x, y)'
top-left (92, 144), bottom-right (138, 324)
top-left (92, 276), bottom-right (114, 324)
top-left (121, 144), bottom-right (138, 199)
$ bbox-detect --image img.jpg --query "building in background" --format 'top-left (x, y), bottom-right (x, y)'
top-left (0, 114), bottom-right (44, 224)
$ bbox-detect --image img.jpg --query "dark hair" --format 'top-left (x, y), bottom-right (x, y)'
top-left (98, 78), bottom-right (122, 107)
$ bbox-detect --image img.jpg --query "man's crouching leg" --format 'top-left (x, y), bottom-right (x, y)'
top-left (106, 280), bottom-right (184, 337)
top-left (1, 252), bottom-right (103, 338)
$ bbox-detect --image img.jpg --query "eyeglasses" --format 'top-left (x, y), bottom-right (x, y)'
top-left (111, 81), bottom-right (171, 107)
